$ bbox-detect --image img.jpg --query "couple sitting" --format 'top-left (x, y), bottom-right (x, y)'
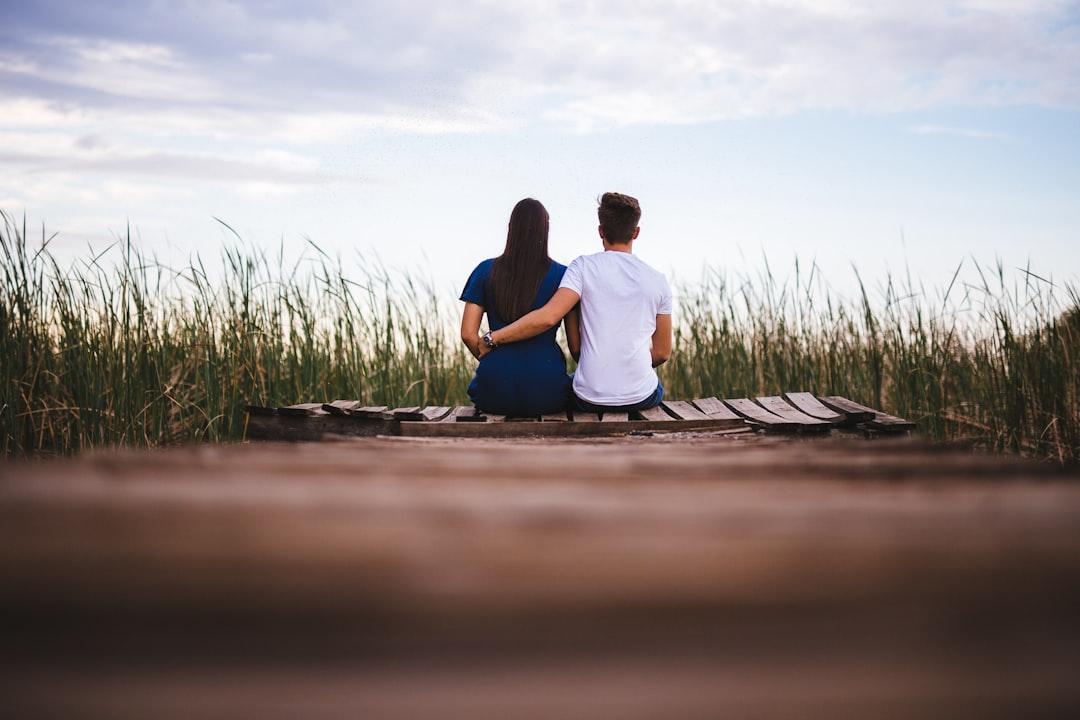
top-left (460, 192), bottom-right (672, 417)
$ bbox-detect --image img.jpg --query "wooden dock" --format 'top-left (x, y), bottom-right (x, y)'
top-left (2, 433), bottom-right (1078, 718)
top-left (245, 392), bottom-right (916, 441)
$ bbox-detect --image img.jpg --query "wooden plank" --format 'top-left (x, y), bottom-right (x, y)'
top-left (277, 403), bottom-right (327, 417)
top-left (440, 407), bottom-right (477, 422)
top-left (399, 418), bottom-right (748, 438)
top-left (755, 396), bottom-right (833, 430)
top-left (663, 400), bottom-right (711, 421)
top-left (452, 408), bottom-right (506, 423)
top-left (243, 405), bottom-right (277, 417)
top-left (866, 414), bottom-right (917, 432)
top-left (245, 413), bottom-right (394, 441)
top-left (10, 431), bottom-right (1080, 720)
top-left (322, 400), bottom-right (362, 416)
top-left (570, 410), bottom-right (602, 423)
top-left (814, 396), bottom-right (876, 424)
top-left (390, 406), bottom-right (424, 421)
top-left (820, 396), bottom-right (915, 432)
top-left (690, 397), bottom-right (742, 422)
top-left (783, 392), bottom-right (845, 423)
top-left (601, 412), bottom-right (630, 423)
top-left (419, 406), bottom-right (453, 422)
top-left (667, 399), bottom-right (744, 429)
top-left (723, 398), bottom-right (796, 430)
top-left (635, 405), bottom-right (675, 422)
top-left (353, 406), bottom-right (391, 420)
top-left (541, 411), bottom-right (569, 422)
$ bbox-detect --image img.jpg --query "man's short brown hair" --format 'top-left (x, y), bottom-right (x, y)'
top-left (597, 192), bottom-right (641, 244)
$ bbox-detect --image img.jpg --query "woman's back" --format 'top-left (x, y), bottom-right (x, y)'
top-left (460, 258), bottom-right (570, 416)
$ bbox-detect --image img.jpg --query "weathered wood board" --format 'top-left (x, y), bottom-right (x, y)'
top-left (664, 400), bottom-right (712, 421)
top-left (600, 411), bottom-right (630, 423)
top-left (2, 436), bottom-right (1078, 719)
top-left (755, 396), bottom-right (834, 431)
top-left (353, 405), bottom-right (391, 419)
top-left (571, 411), bottom-right (603, 423)
top-left (440, 406), bottom-right (478, 422)
top-left (245, 395), bottom-right (913, 441)
top-left (635, 405), bottom-right (676, 422)
top-left (783, 391), bottom-right (846, 423)
top-left (400, 417), bottom-right (740, 438)
top-left (821, 395), bottom-right (916, 431)
top-left (322, 400), bottom-right (361, 416)
top-left (723, 398), bottom-right (797, 430)
top-left (277, 402), bottom-right (327, 417)
top-left (690, 396), bottom-right (743, 422)
top-left (243, 411), bottom-right (395, 441)
top-left (417, 406), bottom-right (453, 422)
top-left (391, 406), bottom-right (426, 421)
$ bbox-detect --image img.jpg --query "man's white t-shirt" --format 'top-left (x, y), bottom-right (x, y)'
top-left (559, 250), bottom-right (673, 406)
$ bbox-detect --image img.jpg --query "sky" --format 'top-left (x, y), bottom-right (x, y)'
top-left (2, 0), bottom-right (1079, 306)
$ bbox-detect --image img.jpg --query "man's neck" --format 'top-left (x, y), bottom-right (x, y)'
top-left (603, 241), bottom-right (633, 254)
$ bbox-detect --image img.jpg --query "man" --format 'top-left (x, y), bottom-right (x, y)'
top-left (479, 192), bottom-right (672, 412)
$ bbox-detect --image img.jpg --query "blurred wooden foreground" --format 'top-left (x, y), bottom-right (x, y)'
top-left (2, 433), bottom-right (1079, 719)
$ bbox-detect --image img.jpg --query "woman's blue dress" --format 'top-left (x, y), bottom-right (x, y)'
top-left (460, 258), bottom-right (571, 416)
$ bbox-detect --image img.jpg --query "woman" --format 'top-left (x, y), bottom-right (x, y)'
top-left (460, 198), bottom-right (578, 416)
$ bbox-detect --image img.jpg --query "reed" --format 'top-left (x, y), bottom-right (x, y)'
top-left (2, 211), bottom-right (1077, 463)
top-left (1, 212), bottom-right (473, 456)
top-left (664, 258), bottom-right (1079, 463)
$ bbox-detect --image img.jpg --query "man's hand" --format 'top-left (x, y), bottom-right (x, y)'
top-left (477, 340), bottom-right (493, 360)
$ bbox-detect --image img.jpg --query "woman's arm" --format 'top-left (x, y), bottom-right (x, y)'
top-left (564, 304), bottom-right (581, 362)
top-left (460, 302), bottom-right (485, 360)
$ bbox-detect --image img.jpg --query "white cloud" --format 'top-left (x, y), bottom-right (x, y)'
top-left (13, 35), bottom-right (220, 104)
top-left (70, 38), bottom-right (177, 67)
top-left (2, 146), bottom-right (361, 187)
top-left (0, 0), bottom-right (1076, 200)
top-left (5, 0), bottom-right (1077, 136)
top-left (270, 108), bottom-right (513, 144)
top-left (480, 0), bottom-right (1080, 129)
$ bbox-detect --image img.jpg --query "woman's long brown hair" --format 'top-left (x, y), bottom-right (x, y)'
top-left (489, 198), bottom-right (551, 323)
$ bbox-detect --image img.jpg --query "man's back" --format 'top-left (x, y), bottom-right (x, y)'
top-left (561, 251), bottom-right (672, 406)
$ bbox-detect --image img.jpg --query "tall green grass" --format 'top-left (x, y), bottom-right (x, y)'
top-left (3, 211), bottom-right (1078, 463)
top-left (1, 212), bottom-right (472, 455)
top-left (665, 258), bottom-right (1079, 463)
